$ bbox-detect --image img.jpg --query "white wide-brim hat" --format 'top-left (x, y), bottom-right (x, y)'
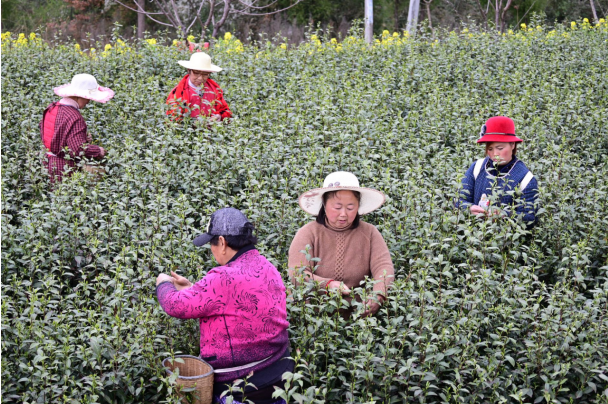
top-left (298, 171), bottom-right (386, 216)
top-left (53, 74), bottom-right (115, 103)
top-left (178, 52), bottom-right (222, 72)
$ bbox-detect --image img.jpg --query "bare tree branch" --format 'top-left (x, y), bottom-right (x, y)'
top-left (475, 0), bottom-right (489, 30)
top-left (115, 0), bottom-right (304, 39)
top-left (516, 0), bottom-right (539, 27)
top-left (212, 0), bottom-right (231, 36)
top-left (186, 0), bottom-right (208, 33)
top-left (233, 1), bottom-right (304, 16)
top-left (499, 0), bottom-right (513, 31)
top-left (233, 0), bottom-right (281, 10)
top-left (168, 0), bottom-right (186, 32)
top-left (589, 0), bottom-right (599, 23)
top-left (114, 0), bottom-right (175, 27)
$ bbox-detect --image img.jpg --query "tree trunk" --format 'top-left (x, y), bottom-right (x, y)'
top-left (137, 0), bottom-right (145, 39)
top-left (590, 0), bottom-right (599, 23)
top-left (364, 0), bottom-right (374, 44)
top-left (406, 0), bottom-right (420, 36)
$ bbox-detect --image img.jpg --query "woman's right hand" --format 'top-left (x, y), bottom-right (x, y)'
top-left (469, 205), bottom-right (486, 215)
top-left (171, 271), bottom-right (193, 291)
top-left (327, 281), bottom-right (350, 295)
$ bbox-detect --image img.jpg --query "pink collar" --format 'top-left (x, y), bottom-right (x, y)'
top-left (59, 98), bottom-right (79, 109)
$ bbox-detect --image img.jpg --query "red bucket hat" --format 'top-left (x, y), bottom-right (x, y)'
top-left (477, 116), bottom-right (523, 143)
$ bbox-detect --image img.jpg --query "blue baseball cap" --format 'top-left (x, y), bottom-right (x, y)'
top-left (193, 208), bottom-right (251, 246)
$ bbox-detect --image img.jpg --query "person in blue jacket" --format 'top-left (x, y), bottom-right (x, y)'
top-left (457, 116), bottom-right (538, 228)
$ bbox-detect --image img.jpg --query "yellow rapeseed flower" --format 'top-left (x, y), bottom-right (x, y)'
top-left (583, 18), bottom-right (589, 23)
top-left (330, 38), bottom-right (337, 45)
top-left (571, 21), bottom-right (576, 29)
top-left (145, 38), bottom-right (157, 45)
top-left (187, 35), bottom-right (195, 43)
top-left (224, 32), bottom-right (232, 41)
top-left (15, 33), bottom-right (28, 46)
top-left (104, 44), bottom-right (112, 51)
top-left (280, 43), bottom-right (287, 50)
top-left (382, 30), bottom-right (390, 37)
top-left (599, 18), bottom-right (605, 24)
top-left (520, 23), bottom-right (526, 30)
top-left (393, 32), bottom-right (399, 37)
top-left (1, 31), bottom-right (11, 41)
top-left (508, 29), bottom-right (514, 35)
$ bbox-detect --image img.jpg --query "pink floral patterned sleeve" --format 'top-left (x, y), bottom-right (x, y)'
top-left (157, 273), bottom-right (227, 319)
top-left (156, 249), bottom-right (290, 383)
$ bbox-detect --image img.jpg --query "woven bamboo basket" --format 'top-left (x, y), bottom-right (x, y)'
top-left (162, 355), bottom-right (214, 404)
top-left (81, 164), bottom-right (106, 181)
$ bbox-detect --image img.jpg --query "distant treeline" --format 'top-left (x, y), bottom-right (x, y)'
top-left (2, 0), bottom-right (606, 43)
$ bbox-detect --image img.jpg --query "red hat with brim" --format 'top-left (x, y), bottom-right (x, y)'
top-left (477, 116), bottom-right (523, 143)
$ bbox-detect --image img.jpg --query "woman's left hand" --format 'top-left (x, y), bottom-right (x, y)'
top-left (361, 299), bottom-right (381, 318)
top-left (156, 273), bottom-right (174, 286)
top-left (156, 272), bottom-right (193, 290)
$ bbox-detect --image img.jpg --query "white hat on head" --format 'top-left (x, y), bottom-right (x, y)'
top-left (298, 171), bottom-right (386, 216)
top-left (53, 74), bottom-right (115, 103)
top-left (178, 52), bottom-right (222, 72)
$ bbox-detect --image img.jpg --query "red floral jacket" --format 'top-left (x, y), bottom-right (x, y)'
top-left (166, 75), bottom-right (231, 121)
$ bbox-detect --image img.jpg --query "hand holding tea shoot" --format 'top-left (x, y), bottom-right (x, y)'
top-left (361, 298), bottom-right (382, 317)
top-left (470, 205), bottom-right (486, 215)
top-left (170, 271), bottom-right (193, 290)
top-left (155, 272), bottom-right (193, 290)
top-left (327, 281), bottom-right (350, 295)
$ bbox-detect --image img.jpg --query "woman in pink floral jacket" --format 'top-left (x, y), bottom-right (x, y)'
top-left (156, 208), bottom-right (291, 404)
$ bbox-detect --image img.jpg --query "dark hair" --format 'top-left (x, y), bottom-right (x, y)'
top-left (210, 222), bottom-right (258, 250)
top-left (316, 190), bottom-right (361, 229)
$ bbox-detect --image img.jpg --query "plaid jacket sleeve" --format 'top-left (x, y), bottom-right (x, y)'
top-left (64, 110), bottom-right (103, 160)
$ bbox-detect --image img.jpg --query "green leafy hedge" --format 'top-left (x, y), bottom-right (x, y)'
top-left (2, 22), bottom-right (608, 403)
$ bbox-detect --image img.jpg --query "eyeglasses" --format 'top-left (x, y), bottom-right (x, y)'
top-left (190, 70), bottom-right (211, 77)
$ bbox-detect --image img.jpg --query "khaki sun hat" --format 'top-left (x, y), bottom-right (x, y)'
top-left (53, 74), bottom-right (115, 103)
top-left (178, 52), bottom-right (222, 72)
top-left (298, 171), bottom-right (386, 216)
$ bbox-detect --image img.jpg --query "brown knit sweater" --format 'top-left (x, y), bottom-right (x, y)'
top-left (288, 221), bottom-right (394, 298)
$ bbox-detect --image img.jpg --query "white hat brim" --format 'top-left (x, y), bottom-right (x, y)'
top-left (54, 84), bottom-right (115, 103)
top-left (178, 60), bottom-right (223, 72)
top-left (298, 186), bottom-right (386, 216)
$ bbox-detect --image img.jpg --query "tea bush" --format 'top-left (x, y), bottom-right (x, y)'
top-left (2, 22), bottom-right (608, 403)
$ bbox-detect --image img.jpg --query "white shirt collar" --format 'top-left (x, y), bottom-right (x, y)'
top-left (188, 79), bottom-right (202, 93)
top-left (59, 97), bottom-right (80, 109)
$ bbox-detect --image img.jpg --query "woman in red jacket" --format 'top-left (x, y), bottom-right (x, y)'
top-left (40, 74), bottom-right (114, 184)
top-left (166, 52), bottom-right (232, 122)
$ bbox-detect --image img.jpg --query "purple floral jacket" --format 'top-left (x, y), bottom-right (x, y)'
top-left (156, 249), bottom-right (289, 382)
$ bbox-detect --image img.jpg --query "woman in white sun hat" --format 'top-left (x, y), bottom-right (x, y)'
top-left (288, 171), bottom-right (394, 317)
top-left (166, 52), bottom-right (232, 122)
top-left (40, 73), bottom-right (114, 184)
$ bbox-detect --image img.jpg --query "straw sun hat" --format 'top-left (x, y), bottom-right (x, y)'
top-left (178, 52), bottom-right (222, 72)
top-left (53, 74), bottom-right (115, 103)
top-left (298, 171), bottom-right (386, 216)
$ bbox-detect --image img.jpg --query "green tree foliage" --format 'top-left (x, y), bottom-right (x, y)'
top-left (1, 23), bottom-right (608, 402)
